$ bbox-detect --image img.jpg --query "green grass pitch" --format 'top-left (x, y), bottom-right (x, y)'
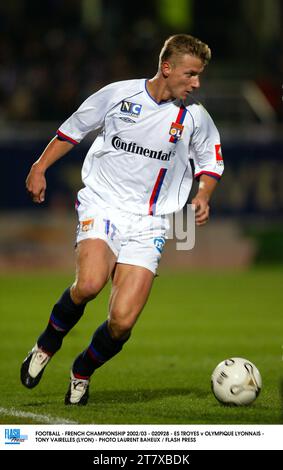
top-left (0, 268), bottom-right (282, 424)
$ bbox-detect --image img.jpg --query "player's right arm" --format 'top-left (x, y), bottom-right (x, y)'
top-left (26, 137), bottom-right (74, 203)
top-left (26, 80), bottom-right (130, 203)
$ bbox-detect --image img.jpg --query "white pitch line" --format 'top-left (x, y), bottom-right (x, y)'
top-left (0, 407), bottom-right (78, 424)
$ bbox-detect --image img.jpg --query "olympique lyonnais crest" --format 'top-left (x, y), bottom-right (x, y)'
top-left (169, 122), bottom-right (184, 141)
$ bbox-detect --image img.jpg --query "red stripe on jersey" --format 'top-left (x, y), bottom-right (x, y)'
top-left (169, 105), bottom-right (187, 143)
top-left (56, 130), bottom-right (79, 145)
top-left (194, 171), bottom-right (222, 181)
top-left (148, 168), bottom-right (167, 215)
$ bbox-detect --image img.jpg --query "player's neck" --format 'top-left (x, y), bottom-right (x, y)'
top-left (146, 77), bottom-right (174, 103)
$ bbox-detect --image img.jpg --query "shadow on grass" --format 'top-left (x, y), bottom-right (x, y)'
top-left (21, 386), bottom-right (209, 408)
top-left (90, 387), bottom-right (209, 405)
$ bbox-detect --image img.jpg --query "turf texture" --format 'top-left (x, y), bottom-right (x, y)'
top-left (0, 269), bottom-right (282, 424)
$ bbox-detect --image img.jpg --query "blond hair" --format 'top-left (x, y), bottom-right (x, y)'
top-left (159, 34), bottom-right (211, 68)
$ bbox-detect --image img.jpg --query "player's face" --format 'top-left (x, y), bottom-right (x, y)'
top-left (162, 54), bottom-right (204, 100)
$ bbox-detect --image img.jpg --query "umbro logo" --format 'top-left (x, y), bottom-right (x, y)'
top-left (118, 116), bottom-right (136, 123)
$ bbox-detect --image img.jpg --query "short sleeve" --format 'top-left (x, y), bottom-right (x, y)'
top-left (56, 82), bottom-right (119, 144)
top-left (190, 104), bottom-right (224, 181)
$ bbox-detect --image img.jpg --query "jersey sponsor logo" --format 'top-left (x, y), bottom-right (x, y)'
top-left (169, 122), bottom-right (184, 141)
top-left (112, 136), bottom-right (172, 161)
top-left (215, 144), bottom-right (224, 166)
top-left (120, 100), bottom-right (142, 117)
top-left (118, 116), bottom-right (136, 123)
top-left (80, 218), bottom-right (94, 232)
top-left (154, 237), bottom-right (165, 253)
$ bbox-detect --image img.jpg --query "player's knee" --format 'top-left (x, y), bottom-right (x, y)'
top-left (72, 278), bottom-right (105, 304)
top-left (108, 315), bottom-right (134, 341)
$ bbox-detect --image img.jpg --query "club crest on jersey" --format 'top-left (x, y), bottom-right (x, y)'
top-left (169, 122), bottom-right (184, 141)
top-left (120, 101), bottom-right (142, 117)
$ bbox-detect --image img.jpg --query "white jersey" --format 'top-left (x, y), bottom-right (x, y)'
top-left (57, 79), bottom-right (224, 215)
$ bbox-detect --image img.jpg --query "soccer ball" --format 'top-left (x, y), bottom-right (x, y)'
top-left (211, 357), bottom-right (262, 406)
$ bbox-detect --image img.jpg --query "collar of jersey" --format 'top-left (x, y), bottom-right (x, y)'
top-left (144, 79), bottom-right (174, 106)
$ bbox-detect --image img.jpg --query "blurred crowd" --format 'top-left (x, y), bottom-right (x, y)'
top-left (0, 0), bottom-right (282, 122)
top-left (0, 27), bottom-right (127, 121)
top-left (0, 0), bottom-right (165, 122)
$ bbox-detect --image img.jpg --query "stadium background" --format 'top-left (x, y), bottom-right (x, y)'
top-left (0, 0), bottom-right (282, 425)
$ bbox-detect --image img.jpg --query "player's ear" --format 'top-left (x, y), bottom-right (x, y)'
top-left (161, 61), bottom-right (172, 78)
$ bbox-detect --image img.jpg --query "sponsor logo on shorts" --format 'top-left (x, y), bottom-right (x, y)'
top-left (80, 218), bottom-right (94, 232)
top-left (120, 101), bottom-right (142, 117)
top-left (154, 237), bottom-right (165, 253)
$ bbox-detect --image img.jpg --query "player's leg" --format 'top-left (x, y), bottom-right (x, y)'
top-left (108, 263), bottom-right (154, 339)
top-left (65, 263), bottom-right (154, 405)
top-left (21, 239), bottom-right (117, 389)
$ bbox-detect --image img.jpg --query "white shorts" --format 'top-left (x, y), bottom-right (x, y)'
top-left (75, 202), bottom-right (169, 274)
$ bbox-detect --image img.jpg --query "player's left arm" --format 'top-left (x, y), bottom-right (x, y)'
top-left (192, 174), bottom-right (218, 226)
top-left (190, 104), bottom-right (224, 226)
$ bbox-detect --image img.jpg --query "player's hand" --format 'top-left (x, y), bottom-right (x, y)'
top-left (191, 194), bottom-right (210, 226)
top-left (26, 164), bottom-right (47, 203)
